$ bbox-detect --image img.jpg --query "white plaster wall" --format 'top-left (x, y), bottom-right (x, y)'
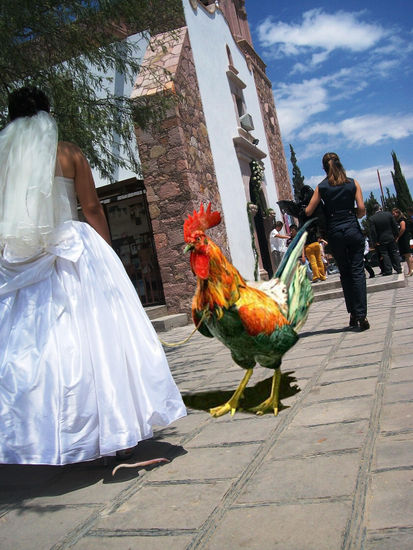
top-left (92, 33), bottom-right (148, 188)
top-left (183, 0), bottom-right (281, 280)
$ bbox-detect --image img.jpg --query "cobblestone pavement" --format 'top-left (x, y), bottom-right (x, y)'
top-left (1, 278), bottom-right (412, 550)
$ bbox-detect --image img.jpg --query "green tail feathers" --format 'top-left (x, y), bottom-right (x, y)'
top-left (274, 220), bottom-right (314, 329)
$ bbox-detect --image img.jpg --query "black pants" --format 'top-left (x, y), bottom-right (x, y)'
top-left (328, 221), bottom-right (367, 319)
top-left (376, 241), bottom-right (401, 275)
top-left (364, 254), bottom-right (375, 277)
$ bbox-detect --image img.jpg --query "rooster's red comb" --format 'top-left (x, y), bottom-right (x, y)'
top-left (183, 203), bottom-right (221, 242)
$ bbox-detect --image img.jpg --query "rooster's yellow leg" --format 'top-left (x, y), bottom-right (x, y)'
top-left (210, 368), bottom-right (254, 417)
top-left (250, 369), bottom-right (281, 416)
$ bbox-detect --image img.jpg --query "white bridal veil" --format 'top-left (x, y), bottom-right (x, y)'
top-left (0, 111), bottom-right (71, 260)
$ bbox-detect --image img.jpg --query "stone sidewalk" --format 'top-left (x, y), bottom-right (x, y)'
top-left (1, 278), bottom-right (412, 550)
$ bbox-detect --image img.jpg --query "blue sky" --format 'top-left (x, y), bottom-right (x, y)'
top-left (245, 0), bottom-right (413, 202)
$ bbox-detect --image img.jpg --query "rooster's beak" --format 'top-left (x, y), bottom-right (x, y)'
top-left (184, 243), bottom-right (194, 253)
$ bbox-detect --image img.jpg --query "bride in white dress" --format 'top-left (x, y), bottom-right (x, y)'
top-left (0, 87), bottom-right (186, 465)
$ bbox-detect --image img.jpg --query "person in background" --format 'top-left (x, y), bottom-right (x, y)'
top-left (362, 230), bottom-right (375, 278)
top-left (406, 207), bottom-right (413, 240)
top-left (305, 152), bottom-right (369, 330)
top-left (369, 204), bottom-right (401, 276)
top-left (318, 237), bottom-right (329, 277)
top-left (270, 220), bottom-right (289, 271)
top-left (392, 207), bottom-right (413, 276)
top-left (286, 223), bottom-right (298, 246)
top-left (303, 223), bottom-right (326, 283)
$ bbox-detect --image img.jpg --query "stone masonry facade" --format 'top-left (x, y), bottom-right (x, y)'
top-left (133, 28), bottom-right (229, 314)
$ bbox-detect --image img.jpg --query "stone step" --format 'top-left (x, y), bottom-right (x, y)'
top-left (151, 313), bottom-right (189, 332)
top-left (144, 304), bottom-right (168, 320)
top-left (312, 272), bottom-right (406, 302)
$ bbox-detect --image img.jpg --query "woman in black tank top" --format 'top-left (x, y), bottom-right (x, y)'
top-left (305, 152), bottom-right (369, 331)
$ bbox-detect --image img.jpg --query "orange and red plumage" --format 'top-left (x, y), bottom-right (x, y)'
top-left (183, 203), bottom-right (312, 416)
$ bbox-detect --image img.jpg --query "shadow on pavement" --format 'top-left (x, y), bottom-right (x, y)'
top-left (0, 440), bottom-right (186, 505)
top-left (299, 326), bottom-right (350, 338)
top-left (183, 371), bottom-right (300, 415)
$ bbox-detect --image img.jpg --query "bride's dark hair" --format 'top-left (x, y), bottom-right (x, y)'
top-left (8, 87), bottom-right (50, 121)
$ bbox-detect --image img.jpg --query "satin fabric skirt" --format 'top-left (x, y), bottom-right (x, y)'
top-left (0, 221), bottom-right (186, 465)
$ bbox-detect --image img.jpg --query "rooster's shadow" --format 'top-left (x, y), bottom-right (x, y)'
top-left (183, 371), bottom-right (300, 415)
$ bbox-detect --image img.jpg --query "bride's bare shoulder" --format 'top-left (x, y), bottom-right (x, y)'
top-left (57, 141), bottom-right (83, 178)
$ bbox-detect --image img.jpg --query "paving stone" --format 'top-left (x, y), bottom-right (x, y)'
top-left (307, 377), bottom-right (377, 403)
top-left (392, 333), bottom-right (413, 346)
top-left (148, 443), bottom-right (261, 481)
top-left (326, 353), bottom-right (383, 369)
top-left (94, 481), bottom-right (231, 531)
top-left (19, 465), bottom-right (140, 506)
top-left (204, 502), bottom-right (351, 550)
top-left (268, 420), bottom-right (368, 460)
top-left (282, 355), bottom-right (328, 369)
top-left (72, 534), bottom-right (194, 550)
top-left (238, 453), bottom-right (360, 503)
top-left (388, 366), bottom-right (413, 384)
top-left (367, 470), bottom-right (413, 530)
top-left (319, 364), bottom-right (380, 384)
top-left (391, 355), bottom-right (413, 369)
top-left (284, 365), bottom-right (318, 380)
top-left (380, 402), bottom-right (413, 433)
top-left (291, 397), bottom-right (373, 427)
top-left (383, 381), bottom-right (413, 403)
top-left (334, 343), bottom-right (384, 358)
top-left (365, 530), bottom-right (413, 550)
top-left (187, 415), bottom-right (277, 446)
top-left (374, 433), bottom-right (413, 470)
top-left (154, 409), bottom-right (210, 443)
top-left (1, 505), bottom-right (97, 550)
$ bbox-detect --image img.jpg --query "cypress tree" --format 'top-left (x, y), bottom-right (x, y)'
top-left (391, 151), bottom-right (413, 212)
top-left (364, 191), bottom-right (380, 218)
top-left (362, 191), bottom-right (380, 233)
top-left (383, 187), bottom-right (398, 211)
top-left (289, 144), bottom-right (305, 201)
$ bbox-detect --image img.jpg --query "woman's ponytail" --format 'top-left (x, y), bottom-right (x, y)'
top-left (322, 152), bottom-right (347, 186)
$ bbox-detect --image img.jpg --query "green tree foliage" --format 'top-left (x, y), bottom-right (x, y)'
top-left (362, 191), bottom-right (380, 232)
top-left (289, 144), bottom-right (305, 200)
top-left (0, 0), bottom-right (183, 180)
top-left (391, 151), bottom-right (413, 212)
top-left (383, 187), bottom-right (398, 212)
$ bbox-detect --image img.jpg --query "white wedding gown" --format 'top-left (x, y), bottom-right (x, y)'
top-left (0, 177), bottom-right (186, 465)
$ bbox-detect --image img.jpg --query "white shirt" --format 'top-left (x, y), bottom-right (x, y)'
top-left (270, 229), bottom-right (288, 253)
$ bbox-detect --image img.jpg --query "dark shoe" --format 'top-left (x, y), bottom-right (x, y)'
top-left (349, 314), bottom-right (357, 328)
top-left (116, 447), bottom-right (135, 460)
top-left (369, 274), bottom-right (375, 278)
top-left (382, 272), bottom-right (391, 276)
top-left (358, 318), bottom-right (370, 331)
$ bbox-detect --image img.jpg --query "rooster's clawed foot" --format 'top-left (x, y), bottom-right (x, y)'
top-left (209, 368), bottom-right (253, 418)
top-left (210, 401), bottom-right (238, 417)
top-left (249, 369), bottom-right (281, 416)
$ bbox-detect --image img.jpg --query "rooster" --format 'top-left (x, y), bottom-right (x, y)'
top-left (183, 203), bottom-right (313, 417)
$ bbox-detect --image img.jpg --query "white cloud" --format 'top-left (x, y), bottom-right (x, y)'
top-left (347, 163), bottom-right (413, 193)
top-left (258, 9), bottom-right (387, 65)
top-left (274, 68), bottom-right (368, 140)
top-left (274, 79), bottom-right (329, 138)
top-left (300, 114), bottom-right (413, 147)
